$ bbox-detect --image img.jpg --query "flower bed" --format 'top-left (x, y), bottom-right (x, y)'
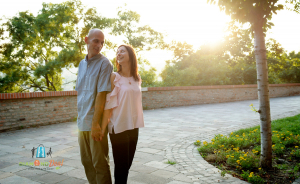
top-left (195, 114), bottom-right (300, 184)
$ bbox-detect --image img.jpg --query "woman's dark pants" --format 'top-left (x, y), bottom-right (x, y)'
top-left (109, 128), bottom-right (139, 184)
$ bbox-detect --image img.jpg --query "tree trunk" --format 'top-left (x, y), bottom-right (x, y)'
top-left (44, 59), bottom-right (50, 89)
top-left (51, 76), bottom-right (57, 91)
top-left (253, 21), bottom-right (272, 169)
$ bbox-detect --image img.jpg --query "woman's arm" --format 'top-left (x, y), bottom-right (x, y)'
top-left (100, 108), bottom-right (112, 140)
top-left (100, 72), bottom-right (116, 140)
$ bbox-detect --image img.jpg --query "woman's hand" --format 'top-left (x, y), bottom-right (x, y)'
top-left (100, 129), bottom-right (105, 141)
top-left (100, 109), bottom-right (112, 141)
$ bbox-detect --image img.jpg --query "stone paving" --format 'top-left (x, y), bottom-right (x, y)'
top-left (0, 96), bottom-right (300, 184)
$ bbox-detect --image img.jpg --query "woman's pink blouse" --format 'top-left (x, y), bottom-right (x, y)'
top-left (104, 72), bottom-right (144, 134)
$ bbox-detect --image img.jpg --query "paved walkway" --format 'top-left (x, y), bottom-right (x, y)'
top-left (0, 96), bottom-right (300, 184)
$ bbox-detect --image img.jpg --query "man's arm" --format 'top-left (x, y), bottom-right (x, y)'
top-left (91, 91), bottom-right (106, 141)
top-left (100, 108), bottom-right (112, 141)
top-left (91, 60), bottom-right (113, 141)
top-left (100, 73), bottom-right (116, 141)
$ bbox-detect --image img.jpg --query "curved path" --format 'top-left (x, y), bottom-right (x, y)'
top-left (0, 96), bottom-right (299, 184)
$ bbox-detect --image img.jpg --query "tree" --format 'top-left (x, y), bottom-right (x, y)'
top-left (168, 41), bottom-right (194, 61)
top-left (267, 39), bottom-right (300, 83)
top-left (0, 0), bottom-right (165, 93)
top-left (279, 51), bottom-right (300, 83)
top-left (160, 27), bottom-right (254, 87)
top-left (160, 50), bottom-right (231, 87)
top-left (208, 0), bottom-right (300, 168)
top-left (223, 24), bottom-right (257, 85)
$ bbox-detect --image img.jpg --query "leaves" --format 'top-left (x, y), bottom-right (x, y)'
top-left (208, 0), bottom-right (284, 32)
top-left (159, 26), bottom-right (300, 87)
top-left (0, 0), bottom-right (165, 93)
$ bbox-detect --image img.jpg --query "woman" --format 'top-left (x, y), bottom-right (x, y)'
top-left (100, 45), bottom-right (144, 183)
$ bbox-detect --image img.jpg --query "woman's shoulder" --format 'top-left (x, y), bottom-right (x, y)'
top-left (111, 72), bottom-right (122, 82)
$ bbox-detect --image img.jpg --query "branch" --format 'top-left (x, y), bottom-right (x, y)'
top-left (17, 87), bottom-right (27, 93)
top-left (29, 85), bottom-right (46, 92)
top-left (41, 52), bottom-right (48, 63)
top-left (16, 34), bottom-right (24, 42)
top-left (49, 77), bottom-right (57, 91)
top-left (29, 60), bottom-right (38, 68)
top-left (65, 68), bottom-right (77, 75)
top-left (28, 78), bottom-right (46, 92)
top-left (62, 80), bottom-right (76, 85)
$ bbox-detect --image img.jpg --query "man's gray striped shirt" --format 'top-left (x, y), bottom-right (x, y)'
top-left (75, 54), bottom-right (113, 131)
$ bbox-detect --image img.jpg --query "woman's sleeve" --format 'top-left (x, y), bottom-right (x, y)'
top-left (104, 73), bottom-right (121, 110)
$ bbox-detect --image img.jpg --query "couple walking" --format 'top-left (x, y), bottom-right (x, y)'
top-left (75, 28), bottom-right (144, 184)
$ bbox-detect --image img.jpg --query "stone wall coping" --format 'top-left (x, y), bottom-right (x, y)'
top-left (0, 91), bottom-right (78, 100)
top-left (0, 83), bottom-right (299, 100)
top-left (147, 83), bottom-right (300, 91)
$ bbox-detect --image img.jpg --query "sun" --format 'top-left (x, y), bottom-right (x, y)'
top-left (132, 0), bottom-right (231, 49)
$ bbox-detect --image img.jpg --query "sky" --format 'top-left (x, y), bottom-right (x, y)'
top-left (1, 0), bottom-right (300, 90)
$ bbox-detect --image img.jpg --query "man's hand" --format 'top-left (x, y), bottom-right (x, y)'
top-left (91, 123), bottom-right (102, 141)
top-left (91, 91), bottom-right (106, 142)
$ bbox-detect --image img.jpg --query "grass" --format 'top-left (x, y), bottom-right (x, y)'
top-left (72, 117), bottom-right (77, 122)
top-left (194, 113), bottom-right (300, 184)
top-left (166, 160), bottom-right (176, 165)
top-left (143, 106), bottom-right (149, 110)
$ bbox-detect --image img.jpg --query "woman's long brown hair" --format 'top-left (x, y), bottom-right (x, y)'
top-left (116, 45), bottom-right (140, 82)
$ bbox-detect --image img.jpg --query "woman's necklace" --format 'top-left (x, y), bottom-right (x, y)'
top-left (127, 77), bottom-right (131, 85)
top-left (120, 72), bottom-right (132, 85)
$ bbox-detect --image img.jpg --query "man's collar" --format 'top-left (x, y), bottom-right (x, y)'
top-left (85, 54), bottom-right (102, 63)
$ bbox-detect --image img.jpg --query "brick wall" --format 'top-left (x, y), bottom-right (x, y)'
top-left (0, 92), bottom-right (77, 131)
top-left (0, 84), bottom-right (299, 131)
top-left (142, 84), bottom-right (300, 109)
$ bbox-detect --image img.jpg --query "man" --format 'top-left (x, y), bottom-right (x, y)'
top-left (75, 29), bottom-right (113, 184)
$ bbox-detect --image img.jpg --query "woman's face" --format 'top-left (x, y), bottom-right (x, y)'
top-left (117, 46), bottom-right (130, 65)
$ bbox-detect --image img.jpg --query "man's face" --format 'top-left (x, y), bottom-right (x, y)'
top-left (85, 31), bottom-right (105, 58)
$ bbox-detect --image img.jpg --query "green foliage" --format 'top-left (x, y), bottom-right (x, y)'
top-left (240, 170), bottom-right (250, 180)
top-left (208, 0), bottom-right (284, 32)
top-left (160, 53), bottom-right (231, 87)
top-left (241, 170), bottom-right (264, 184)
top-left (160, 26), bottom-right (300, 87)
top-left (204, 0), bottom-right (298, 170)
top-left (159, 0), bottom-right (300, 87)
top-left (285, 0), bottom-right (300, 14)
top-left (111, 7), bottom-right (166, 52)
top-left (165, 160), bottom-right (176, 165)
top-left (197, 114), bottom-right (300, 183)
top-left (194, 140), bottom-right (201, 146)
top-left (137, 57), bottom-right (157, 87)
top-left (267, 39), bottom-right (300, 84)
top-left (249, 104), bottom-right (258, 113)
top-left (220, 170), bottom-right (226, 177)
top-left (275, 164), bottom-right (289, 170)
top-left (139, 67), bottom-right (157, 87)
top-left (168, 41), bottom-right (194, 61)
top-left (0, 0), bottom-right (165, 93)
